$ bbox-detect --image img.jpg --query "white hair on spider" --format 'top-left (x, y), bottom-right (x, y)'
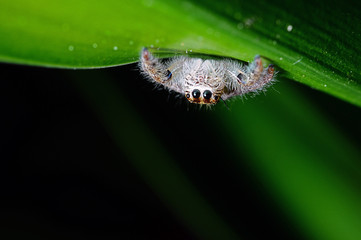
top-left (139, 47), bottom-right (276, 105)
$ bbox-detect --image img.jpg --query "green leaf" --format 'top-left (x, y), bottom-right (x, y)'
top-left (216, 82), bottom-right (361, 240)
top-left (0, 0), bottom-right (360, 106)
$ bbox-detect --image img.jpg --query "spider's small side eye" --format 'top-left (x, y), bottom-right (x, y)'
top-left (192, 89), bottom-right (201, 98)
top-left (203, 90), bottom-right (212, 100)
top-left (166, 70), bottom-right (172, 80)
top-left (185, 93), bottom-right (190, 98)
top-left (214, 95), bottom-right (219, 101)
top-left (237, 73), bottom-right (243, 81)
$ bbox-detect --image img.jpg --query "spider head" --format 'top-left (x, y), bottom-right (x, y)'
top-left (185, 87), bottom-right (221, 105)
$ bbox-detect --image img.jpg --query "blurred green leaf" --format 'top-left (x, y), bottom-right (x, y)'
top-left (0, 0), bottom-right (360, 106)
top-left (216, 82), bottom-right (361, 240)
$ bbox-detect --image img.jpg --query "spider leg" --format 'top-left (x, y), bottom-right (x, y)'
top-left (245, 66), bottom-right (274, 92)
top-left (140, 48), bottom-right (173, 84)
top-left (242, 56), bottom-right (274, 93)
top-left (251, 55), bottom-right (263, 80)
top-left (235, 55), bottom-right (263, 86)
top-left (263, 64), bottom-right (275, 84)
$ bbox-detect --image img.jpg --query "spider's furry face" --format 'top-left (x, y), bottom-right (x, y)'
top-left (183, 80), bottom-right (224, 104)
top-left (182, 60), bottom-right (225, 104)
top-left (184, 88), bottom-right (220, 104)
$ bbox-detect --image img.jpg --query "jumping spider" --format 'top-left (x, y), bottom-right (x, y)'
top-left (139, 48), bottom-right (275, 105)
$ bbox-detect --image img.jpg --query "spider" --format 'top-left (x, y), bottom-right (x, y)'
top-left (139, 47), bottom-right (275, 105)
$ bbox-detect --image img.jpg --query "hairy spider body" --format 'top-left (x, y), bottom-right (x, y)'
top-left (139, 48), bottom-right (275, 105)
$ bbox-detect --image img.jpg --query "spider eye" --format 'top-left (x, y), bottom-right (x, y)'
top-left (203, 90), bottom-right (212, 99)
top-left (166, 70), bottom-right (172, 80)
top-left (237, 73), bottom-right (243, 81)
top-left (185, 93), bottom-right (190, 98)
top-left (192, 89), bottom-right (201, 98)
top-left (214, 95), bottom-right (219, 101)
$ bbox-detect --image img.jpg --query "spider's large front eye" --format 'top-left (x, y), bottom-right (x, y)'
top-left (203, 90), bottom-right (212, 100)
top-left (192, 89), bottom-right (201, 98)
